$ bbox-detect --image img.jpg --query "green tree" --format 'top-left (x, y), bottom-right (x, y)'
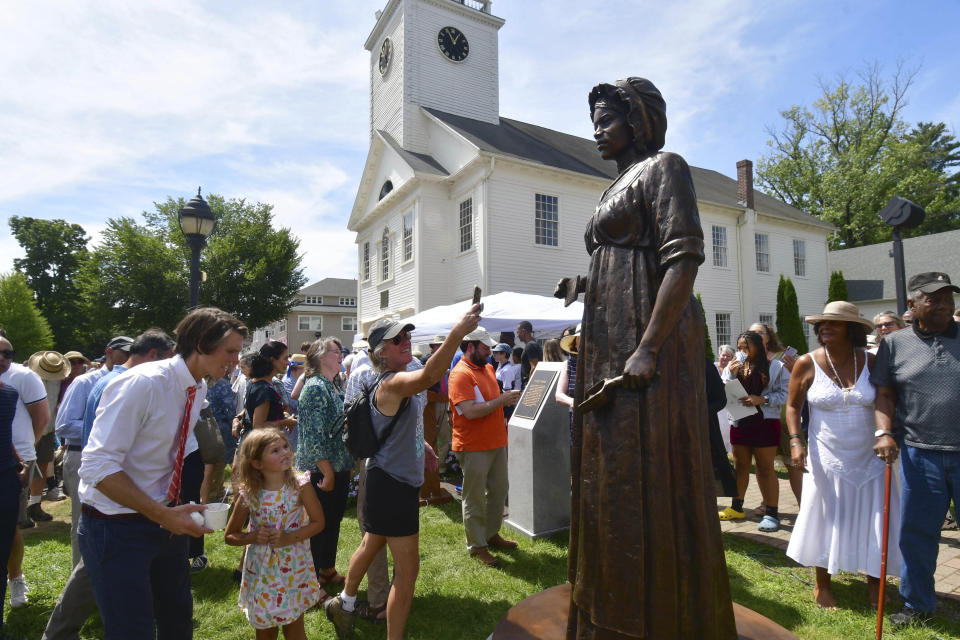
top-left (827, 270), bottom-right (849, 303)
top-left (8, 216), bottom-right (89, 350)
top-left (696, 292), bottom-right (715, 362)
top-left (76, 194), bottom-right (305, 351)
top-left (0, 272), bottom-right (54, 357)
top-left (756, 63), bottom-right (960, 248)
top-left (775, 275), bottom-right (807, 355)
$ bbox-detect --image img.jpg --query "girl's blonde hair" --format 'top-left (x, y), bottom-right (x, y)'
top-left (231, 428), bottom-right (297, 506)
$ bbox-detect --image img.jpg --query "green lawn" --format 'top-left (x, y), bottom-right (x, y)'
top-left (6, 496), bottom-right (960, 639)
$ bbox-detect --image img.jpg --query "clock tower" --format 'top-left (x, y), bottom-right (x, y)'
top-left (364, 0), bottom-right (504, 155)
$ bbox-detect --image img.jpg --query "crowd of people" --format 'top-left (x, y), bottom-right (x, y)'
top-left (1, 271), bottom-right (958, 637)
top-left (714, 272), bottom-right (960, 627)
top-left (1, 307), bottom-right (562, 640)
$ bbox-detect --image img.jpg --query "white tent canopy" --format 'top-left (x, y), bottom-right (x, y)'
top-left (401, 291), bottom-right (584, 343)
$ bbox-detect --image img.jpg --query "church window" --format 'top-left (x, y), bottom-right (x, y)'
top-left (712, 226), bottom-right (727, 268)
top-left (715, 313), bottom-right (731, 346)
top-left (381, 227), bottom-right (391, 282)
top-left (459, 199), bottom-right (473, 252)
top-left (403, 211), bottom-right (414, 262)
top-left (362, 242), bottom-right (370, 282)
top-left (379, 180), bottom-right (393, 200)
top-left (535, 194), bottom-right (559, 246)
top-left (755, 233), bottom-right (770, 273)
top-left (793, 239), bottom-right (806, 277)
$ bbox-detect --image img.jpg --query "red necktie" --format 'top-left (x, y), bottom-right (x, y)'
top-left (166, 386), bottom-right (198, 504)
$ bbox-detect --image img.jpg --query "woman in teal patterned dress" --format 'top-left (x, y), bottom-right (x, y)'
top-left (296, 337), bottom-right (354, 594)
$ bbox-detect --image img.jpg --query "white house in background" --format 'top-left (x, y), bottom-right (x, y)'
top-left (251, 278), bottom-right (359, 350)
top-left (829, 228), bottom-right (960, 320)
top-left (349, 0), bottom-right (835, 349)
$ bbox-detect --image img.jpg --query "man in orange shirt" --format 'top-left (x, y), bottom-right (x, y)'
top-left (448, 328), bottom-right (521, 567)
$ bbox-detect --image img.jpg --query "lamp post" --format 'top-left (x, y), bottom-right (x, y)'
top-left (178, 188), bottom-right (216, 309)
top-left (878, 196), bottom-right (925, 313)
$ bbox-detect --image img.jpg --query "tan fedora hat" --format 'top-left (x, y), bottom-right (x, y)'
top-left (560, 323), bottom-right (581, 355)
top-left (63, 350), bottom-right (91, 365)
top-left (27, 351), bottom-right (72, 381)
top-left (804, 301), bottom-right (873, 331)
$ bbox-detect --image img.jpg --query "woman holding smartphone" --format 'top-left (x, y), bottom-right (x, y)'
top-left (718, 330), bottom-right (790, 532)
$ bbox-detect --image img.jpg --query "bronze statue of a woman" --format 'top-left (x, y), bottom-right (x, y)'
top-left (556, 78), bottom-right (738, 639)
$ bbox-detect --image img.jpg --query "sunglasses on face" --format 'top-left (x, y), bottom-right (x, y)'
top-left (391, 331), bottom-right (410, 345)
top-left (0, 350), bottom-right (14, 360)
top-left (875, 321), bottom-right (897, 329)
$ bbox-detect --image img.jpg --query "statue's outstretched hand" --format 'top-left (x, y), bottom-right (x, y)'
top-left (554, 276), bottom-right (584, 307)
top-left (622, 347), bottom-right (658, 390)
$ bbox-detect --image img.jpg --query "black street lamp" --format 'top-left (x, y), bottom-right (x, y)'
top-left (178, 187), bottom-right (216, 309)
top-left (878, 196), bottom-right (925, 313)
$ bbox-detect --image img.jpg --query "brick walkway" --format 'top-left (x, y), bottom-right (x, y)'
top-left (717, 475), bottom-right (960, 599)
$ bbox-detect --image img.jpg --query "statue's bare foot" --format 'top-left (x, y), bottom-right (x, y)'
top-left (814, 586), bottom-right (837, 609)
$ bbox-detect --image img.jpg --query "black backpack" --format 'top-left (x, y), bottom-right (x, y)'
top-left (343, 372), bottom-right (410, 459)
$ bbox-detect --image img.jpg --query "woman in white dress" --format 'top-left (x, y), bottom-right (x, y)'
top-left (785, 301), bottom-right (901, 609)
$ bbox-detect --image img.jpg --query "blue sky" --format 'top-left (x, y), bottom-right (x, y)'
top-left (2, 0), bottom-right (957, 283)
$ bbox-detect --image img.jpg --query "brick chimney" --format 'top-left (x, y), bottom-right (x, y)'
top-left (736, 159), bottom-right (754, 209)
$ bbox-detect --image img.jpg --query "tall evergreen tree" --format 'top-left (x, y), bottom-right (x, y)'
top-left (776, 276), bottom-right (808, 354)
top-left (827, 271), bottom-right (849, 303)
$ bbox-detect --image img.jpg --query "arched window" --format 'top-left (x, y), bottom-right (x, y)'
top-left (378, 180), bottom-right (394, 200)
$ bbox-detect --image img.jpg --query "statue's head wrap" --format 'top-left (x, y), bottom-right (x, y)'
top-left (589, 77), bottom-right (667, 153)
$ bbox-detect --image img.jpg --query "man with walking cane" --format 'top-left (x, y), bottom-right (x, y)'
top-left (873, 272), bottom-right (960, 628)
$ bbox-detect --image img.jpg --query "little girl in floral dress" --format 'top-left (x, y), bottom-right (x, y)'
top-left (226, 428), bottom-right (326, 639)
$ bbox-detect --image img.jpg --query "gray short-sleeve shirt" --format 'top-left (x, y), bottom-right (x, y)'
top-left (870, 322), bottom-right (960, 451)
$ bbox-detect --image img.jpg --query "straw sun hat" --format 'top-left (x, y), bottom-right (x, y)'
top-left (27, 351), bottom-right (72, 380)
top-left (804, 301), bottom-right (873, 331)
top-left (560, 323), bottom-right (581, 355)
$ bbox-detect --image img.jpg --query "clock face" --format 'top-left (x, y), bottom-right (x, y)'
top-left (437, 26), bottom-right (468, 62)
top-left (378, 38), bottom-right (392, 75)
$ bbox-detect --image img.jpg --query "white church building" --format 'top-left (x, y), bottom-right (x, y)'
top-left (349, 0), bottom-right (834, 350)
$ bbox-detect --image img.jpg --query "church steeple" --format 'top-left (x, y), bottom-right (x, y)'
top-left (365, 0), bottom-right (505, 154)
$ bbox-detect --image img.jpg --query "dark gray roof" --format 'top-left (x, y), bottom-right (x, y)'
top-left (424, 107), bottom-right (832, 229)
top-left (845, 280), bottom-right (885, 302)
top-left (830, 227), bottom-right (960, 301)
top-left (300, 278), bottom-right (357, 296)
top-left (380, 131), bottom-right (448, 176)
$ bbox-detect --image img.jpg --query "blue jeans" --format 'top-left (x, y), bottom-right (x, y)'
top-left (78, 511), bottom-right (192, 639)
top-left (899, 445), bottom-right (960, 613)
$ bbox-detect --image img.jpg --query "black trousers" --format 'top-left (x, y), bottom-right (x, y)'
top-left (309, 469), bottom-right (350, 572)
top-left (0, 466), bottom-right (22, 630)
top-left (180, 450), bottom-right (204, 559)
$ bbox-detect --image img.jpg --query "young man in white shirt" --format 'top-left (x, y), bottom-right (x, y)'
top-left (77, 308), bottom-right (246, 639)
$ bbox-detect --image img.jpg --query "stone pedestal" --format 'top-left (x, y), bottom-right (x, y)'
top-left (505, 362), bottom-right (570, 538)
top-left (491, 584), bottom-right (799, 640)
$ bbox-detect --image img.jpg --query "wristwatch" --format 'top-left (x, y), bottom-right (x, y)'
top-left (874, 429), bottom-right (895, 438)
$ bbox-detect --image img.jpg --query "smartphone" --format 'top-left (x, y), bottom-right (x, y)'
top-left (734, 351), bottom-right (747, 364)
top-left (781, 346), bottom-right (797, 360)
top-left (472, 285), bottom-right (483, 312)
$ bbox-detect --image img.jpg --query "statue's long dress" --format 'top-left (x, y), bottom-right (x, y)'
top-left (567, 152), bottom-right (738, 639)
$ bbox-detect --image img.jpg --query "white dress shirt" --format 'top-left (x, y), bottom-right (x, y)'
top-left (79, 356), bottom-right (206, 515)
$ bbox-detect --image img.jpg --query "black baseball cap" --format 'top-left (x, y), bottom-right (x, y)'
top-left (908, 272), bottom-right (960, 295)
top-left (106, 336), bottom-right (134, 352)
top-left (367, 319), bottom-right (415, 350)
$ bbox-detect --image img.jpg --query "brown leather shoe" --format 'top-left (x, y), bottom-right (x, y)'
top-left (487, 534), bottom-right (518, 550)
top-left (470, 547), bottom-right (499, 567)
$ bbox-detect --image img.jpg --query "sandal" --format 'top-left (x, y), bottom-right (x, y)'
top-left (718, 506), bottom-right (745, 521)
top-left (354, 599), bottom-right (387, 622)
top-left (318, 569), bottom-right (346, 587)
top-left (316, 591), bottom-right (333, 608)
top-left (758, 515), bottom-right (780, 532)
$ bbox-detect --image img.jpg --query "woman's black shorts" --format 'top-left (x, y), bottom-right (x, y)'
top-left (362, 466), bottom-right (420, 537)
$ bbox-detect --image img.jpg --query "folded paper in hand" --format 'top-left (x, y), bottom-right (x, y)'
top-left (723, 378), bottom-right (759, 422)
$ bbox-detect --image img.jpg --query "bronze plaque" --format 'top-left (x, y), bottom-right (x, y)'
top-left (513, 368), bottom-right (559, 421)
